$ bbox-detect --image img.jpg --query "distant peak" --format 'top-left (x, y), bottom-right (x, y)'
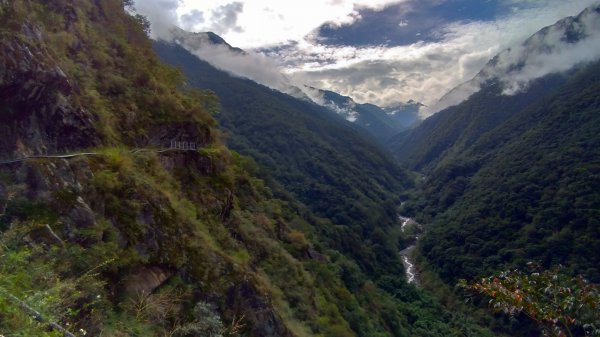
top-left (168, 27), bottom-right (245, 54)
top-left (429, 3), bottom-right (600, 115)
top-left (385, 100), bottom-right (424, 110)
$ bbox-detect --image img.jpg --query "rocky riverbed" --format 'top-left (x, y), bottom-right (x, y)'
top-left (399, 215), bottom-right (421, 285)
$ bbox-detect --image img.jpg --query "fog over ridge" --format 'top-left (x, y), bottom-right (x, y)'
top-left (427, 4), bottom-right (600, 116)
top-left (134, 0), bottom-right (600, 117)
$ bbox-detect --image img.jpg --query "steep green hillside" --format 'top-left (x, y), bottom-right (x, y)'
top-left (417, 59), bottom-right (600, 284)
top-left (0, 1), bottom-right (496, 337)
top-left (317, 89), bottom-right (405, 143)
top-left (384, 101), bottom-right (422, 129)
top-left (153, 41), bottom-right (413, 276)
top-left (384, 7), bottom-right (600, 335)
top-left (387, 73), bottom-right (568, 171)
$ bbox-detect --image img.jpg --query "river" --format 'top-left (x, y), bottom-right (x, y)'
top-left (399, 215), bottom-right (420, 285)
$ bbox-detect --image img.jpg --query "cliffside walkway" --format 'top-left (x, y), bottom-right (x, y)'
top-left (0, 152), bottom-right (101, 165)
top-left (0, 141), bottom-right (197, 336)
top-left (0, 142), bottom-right (200, 165)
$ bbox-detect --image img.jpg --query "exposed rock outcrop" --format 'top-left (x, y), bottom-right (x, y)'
top-left (0, 23), bottom-right (99, 158)
top-left (158, 150), bottom-right (215, 176)
top-left (0, 3), bottom-right (312, 336)
top-left (227, 281), bottom-right (294, 337)
top-left (124, 266), bottom-right (174, 298)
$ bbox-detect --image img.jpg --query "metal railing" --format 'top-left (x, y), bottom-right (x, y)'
top-left (0, 142), bottom-right (201, 165)
top-left (169, 141), bottom-right (198, 150)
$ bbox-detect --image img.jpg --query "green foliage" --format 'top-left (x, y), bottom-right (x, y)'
top-left (0, 1), bottom-right (502, 337)
top-left (460, 265), bottom-right (600, 337)
top-left (387, 54), bottom-right (600, 337)
top-left (153, 40), bottom-right (413, 280)
top-left (387, 74), bottom-right (568, 171)
top-left (132, 14), bottom-right (150, 35)
top-left (0, 222), bottom-right (110, 337)
top-left (401, 60), bottom-right (600, 287)
top-left (173, 302), bottom-right (224, 337)
top-left (151, 35), bottom-right (503, 337)
top-left (2, 0), bottom-right (218, 146)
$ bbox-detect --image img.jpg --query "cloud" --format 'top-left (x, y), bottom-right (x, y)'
top-left (301, 87), bottom-right (361, 122)
top-left (278, 0), bottom-right (600, 115)
top-left (173, 33), bottom-right (298, 96)
top-left (136, 0), bottom-right (600, 118)
top-left (494, 6), bottom-right (600, 95)
top-left (427, 4), bottom-right (600, 114)
top-left (272, 33), bottom-right (495, 110)
top-left (173, 0), bottom-right (407, 48)
top-left (134, 0), bottom-right (180, 40)
top-left (209, 2), bottom-right (244, 34)
top-left (180, 10), bottom-right (204, 31)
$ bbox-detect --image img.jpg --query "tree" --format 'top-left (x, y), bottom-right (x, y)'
top-left (133, 14), bottom-right (151, 35)
top-left (459, 265), bottom-right (600, 337)
top-left (122, 0), bottom-right (135, 10)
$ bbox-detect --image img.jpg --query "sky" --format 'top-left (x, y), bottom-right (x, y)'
top-left (135, 0), bottom-right (600, 115)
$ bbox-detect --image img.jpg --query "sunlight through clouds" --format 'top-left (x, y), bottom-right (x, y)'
top-left (135, 0), bottom-right (600, 114)
top-left (174, 0), bottom-right (407, 48)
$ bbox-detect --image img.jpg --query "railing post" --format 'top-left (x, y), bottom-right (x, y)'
top-left (169, 140), bottom-right (199, 150)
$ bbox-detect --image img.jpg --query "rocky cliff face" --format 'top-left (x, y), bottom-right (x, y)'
top-left (0, 147), bottom-right (295, 336)
top-left (0, 2), bottom-right (299, 336)
top-left (0, 23), bottom-right (99, 158)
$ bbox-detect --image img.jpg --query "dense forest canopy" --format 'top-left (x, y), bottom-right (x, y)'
top-left (1, 1), bottom-right (599, 336)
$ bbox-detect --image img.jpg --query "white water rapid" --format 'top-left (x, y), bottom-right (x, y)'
top-left (399, 215), bottom-right (420, 285)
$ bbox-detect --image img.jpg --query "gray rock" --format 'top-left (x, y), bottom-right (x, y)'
top-left (124, 266), bottom-right (173, 297)
top-left (66, 199), bottom-right (96, 229)
top-left (0, 34), bottom-right (99, 158)
top-left (226, 281), bottom-right (294, 337)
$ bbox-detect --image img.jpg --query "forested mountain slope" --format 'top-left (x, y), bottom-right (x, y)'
top-left (315, 88), bottom-right (405, 143)
top-left (153, 41), bottom-right (413, 276)
top-left (390, 5), bottom-right (600, 285)
top-left (0, 1), bottom-right (497, 337)
top-left (389, 5), bottom-right (600, 171)
top-left (386, 6), bottom-right (600, 336)
top-left (417, 59), bottom-right (600, 283)
top-left (0, 1), bottom-right (327, 335)
top-left (387, 73), bottom-right (568, 171)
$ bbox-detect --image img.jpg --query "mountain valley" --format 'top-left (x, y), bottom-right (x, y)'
top-left (0, 1), bottom-right (599, 337)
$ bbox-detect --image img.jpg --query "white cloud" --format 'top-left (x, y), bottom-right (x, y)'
top-left (135, 0), bottom-right (600, 118)
top-left (427, 3), bottom-right (600, 115)
top-left (208, 2), bottom-right (244, 35)
top-left (134, 0), bottom-right (180, 40)
top-left (280, 0), bottom-right (600, 115)
top-left (171, 31), bottom-right (297, 95)
top-left (303, 88), bottom-right (361, 122)
top-left (495, 6), bottom-right (600, 95)
top-left (180, 10), bottom-right (204, 31)
top-left (172, 0), bottom-right (407, 48)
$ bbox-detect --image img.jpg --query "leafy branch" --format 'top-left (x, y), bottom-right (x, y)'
top-left (459, 264), bottom-right (600, 336)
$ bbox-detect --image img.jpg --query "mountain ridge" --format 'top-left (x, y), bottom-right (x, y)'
top-left (153, 40), bottom-right (412, 255)
top-left (388, 4), bottom-right (600, 170)
top-left (426, 4), bottom-right (600, 115)
top-left (166, 28), bottom-right (422, 143)
top-left (387, 4), bottom-right (600, 295)
top-left (311, 87), bottom-right (406, 142)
